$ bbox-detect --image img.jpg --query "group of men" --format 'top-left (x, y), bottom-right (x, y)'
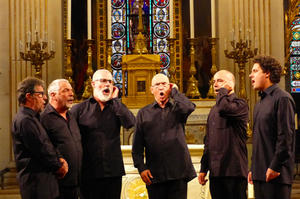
top-left (12, 55), bottom-right (295, 199)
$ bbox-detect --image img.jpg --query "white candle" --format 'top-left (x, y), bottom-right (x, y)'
top-left (87, 0), bottom-right (92, 39)
top-left (189, 0), bottom-right (194, 38)
top-left (211, 0), bottom-right (216, 37)
top-left (67, 0), bottom-right (71, 39)
top-left (169, 0), bottom-right (173, 38)
top-left (107, 0), bottom-right (111, 39)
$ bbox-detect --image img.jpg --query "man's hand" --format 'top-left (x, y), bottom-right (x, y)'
top-left (248, 172), bottom-right (253, 184)
top-left (221, 81), bottom-right (234, 95)
top-left (266, 168), bottom-right (280, 182)
top-left (56, 158), bottom-right (68, 179)
top-left (140, 169), bottom-right (153, 186)
top-left (112, 86), bottom-right (119, 99)
top-left (169, 83), bottom-right (178, 90)
top-left (198, 172), bottom-right (208, 185)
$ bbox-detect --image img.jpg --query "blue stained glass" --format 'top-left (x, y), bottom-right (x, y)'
top-left (111, 0), bottom-right (171, 95)
top-left (290, 11), bottom-right (300, 93)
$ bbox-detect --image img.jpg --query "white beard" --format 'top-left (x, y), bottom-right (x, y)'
top-left (94, 87), bottom-right (112, 102)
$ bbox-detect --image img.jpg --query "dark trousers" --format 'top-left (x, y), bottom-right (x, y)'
top-left (209, 177), bottom-right (247, 199)
top-left (57, 186), bottom-right (79, 199)
top-left (253, 181), bottom-right (291, 199)
top-left (81, 177), bottom-right (122, 199)
top-left (146, 179), bottom-right (187, 199)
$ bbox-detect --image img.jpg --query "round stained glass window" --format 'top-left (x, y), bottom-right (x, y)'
top-left (159, 52), bottom-right (170, 69)
top-left (153, 22), bottom-right (170, 39)
top-left (153, 0), bottom-right (169, 8)
top-left (111, 53), bottom-right (123, 70)
top-left (112, 0), bottom-right (125, 9)
top-left (111, 23), bottom-right (126, 40)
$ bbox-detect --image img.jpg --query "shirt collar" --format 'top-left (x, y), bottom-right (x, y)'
top-left (21, 106), bottom-right (40, 118)
top-left (151, 97), bottom-right (174, 108)
top-left (259, 84), bottom-right (278, 99)
top-left (44, 103), bottom-right (70, 118)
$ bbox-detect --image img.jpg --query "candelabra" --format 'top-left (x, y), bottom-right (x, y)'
top-left (207, 37), bottom-right (218, 98)
top-left (224, 39), bottom-right (258, 100)
top-left (82, 39), bottom-right (94, 99)
top-left (19, 31), bottom-right (55, 79)
top-left (186, 38), bottom-right (201, 99)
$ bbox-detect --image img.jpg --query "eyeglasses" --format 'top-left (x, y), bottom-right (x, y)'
top-left (152, 82), bottom-right (169, 88)
top-left (94, 78), bottom-right (113, 84)
top-left (31, 91), bottom-right (45, 98)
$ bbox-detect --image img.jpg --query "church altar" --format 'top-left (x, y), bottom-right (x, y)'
top-left (120, 144), bottom-right (211, 199)
top-left (119, 99), bottom-right (215, 199)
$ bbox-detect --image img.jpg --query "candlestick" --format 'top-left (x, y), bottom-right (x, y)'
top-left (169, 1), bottom-right (173, 38)
top-left (87, 0), bottom-right (92, 39)
top-left (189, 0), bottom-right (194, 38)
top-left (211, 0), bottom-right (216, 37)
top-left (67, 0), bottom-right (71, 39)
top-left (107, 0), bottom-right (111, 39)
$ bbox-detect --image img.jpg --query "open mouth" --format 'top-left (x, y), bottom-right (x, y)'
top-left (160, 92), bottom-right (164, 96)
top-left (103, 88), bottom-right (110, 95)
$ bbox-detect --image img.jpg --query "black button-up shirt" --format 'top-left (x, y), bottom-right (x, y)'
top-left (200, 88), bottom-right (249, 178)
top-left (70, 97), bottom-right (135, 180)
top-left (12, 106), bottom-right (62, 199)
top-left (132, 88), bottom-right (197, 183)
top-left (41, 104), bottom-right (83, 187)
top-left (251, 84), bottom-right (295, 184)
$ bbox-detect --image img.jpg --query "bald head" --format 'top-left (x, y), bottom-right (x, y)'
top-left (213, 70), bottom-right (235, 94)
top-left (92, 69), bottom-right (113, 81)
top-left (151, 73), bottom-right (169, 87)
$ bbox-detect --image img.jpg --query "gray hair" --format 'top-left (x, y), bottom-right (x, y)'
top-left (48, 79), bottom-right (69, 101)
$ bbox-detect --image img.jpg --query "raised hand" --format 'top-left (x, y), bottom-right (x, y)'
top-left (112, 86), bottom-right (119, 99)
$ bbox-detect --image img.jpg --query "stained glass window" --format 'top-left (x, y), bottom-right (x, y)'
top-left (110, 0), bottom-right (171, 95)
top-left (290, 15), bottom-right (300, 93)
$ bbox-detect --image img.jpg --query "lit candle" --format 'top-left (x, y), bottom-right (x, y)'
top-left (224, 39), bottom-right (227, 50)
top-left (211, 0), bottom-right (216, 37)
top-left (67, 0), bottom-right (71, 39)
top-left (107, 0), bottom-right (111, 39)
top-left (169, 0), bottom-right (173, 38)
top-left (27, 31), bottom-right (32, 43)
top-left (87, 0), bottom-right (92, 39)
top-left (189, 0), bottom-right (194, 38)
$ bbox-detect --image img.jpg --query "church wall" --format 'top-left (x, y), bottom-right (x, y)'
top-left (0, 0), bottom-right (64, 169)
top-left (217, 0), bottom-right (286, 123)
top-left (0, 0), bottom-right (11, 169)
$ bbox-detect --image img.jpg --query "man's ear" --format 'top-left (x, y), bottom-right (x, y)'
top-left (265, 72), bottom-right (270, 78)
top-left (25, 93), bottom-right (32, 103)
top-left (91, 81), bottom-right (95, 88)
top-left (150, 86), bottom-right (154, 94)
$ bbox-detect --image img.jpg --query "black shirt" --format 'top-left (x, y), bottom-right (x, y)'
top-left (251, 84), bottom-right (295, 184)
top-left (132, 88), bottom-right (197, 183)
top-left (200, 88), bottom-right (249, 178)
top-left (41, 104), bottom-right (83, 187)
top-left (70, 97), bottom-right (135, 180)
top-left (12, 106), bottom-right (61, 199)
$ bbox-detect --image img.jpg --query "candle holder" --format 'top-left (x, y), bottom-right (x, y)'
top-left (207, 37), bottom-right (219, 98)
top-left (106, 38), bottom-right (113, 73)
top-left (186, 38), bottom-right (201, 99)
top-left (19, 31), bottom-right (55, 79)
top-left (82, 39), bottom-right (94, 99)
top-left (167, 37), bottom-right (177, 85)
top-left (64, 39), bottom-right (74, 87)
top-left (224, 38), bottom-right (258, 100)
